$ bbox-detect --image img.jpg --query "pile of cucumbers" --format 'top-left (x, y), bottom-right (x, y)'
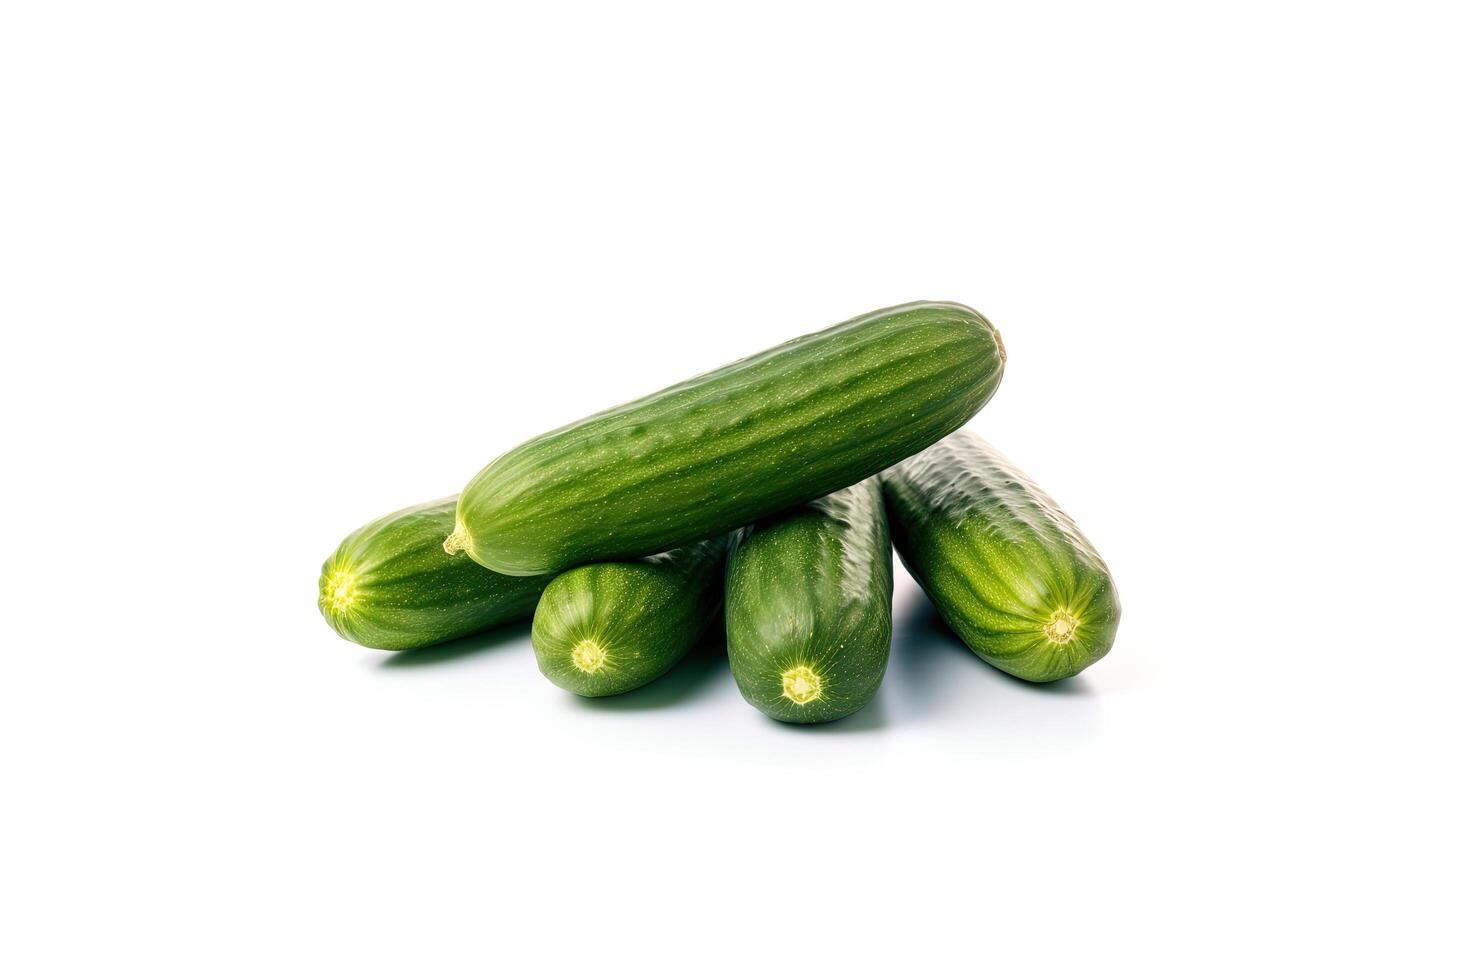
top-left (318, 302), bottom-right (1120, 723)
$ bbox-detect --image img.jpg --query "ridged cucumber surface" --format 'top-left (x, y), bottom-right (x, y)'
top-left (531, 535), bottom-right (731, 696)
top-left (318, 496), bottom-right (552, 651)
top-left (725, 479), bottom-right (893, 723)
top-left (882, 431), bottom-right (1120, 682)
top-left (448, 301), bottom-right (1005, 576)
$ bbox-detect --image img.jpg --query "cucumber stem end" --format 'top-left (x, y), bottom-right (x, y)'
top-left (443, 521), bottom-right (470, 556)
top-left (1043, 610), bottom-right (1080, 644)
top-left (780, 665), bottom-right (823, 705)
top-left (571, 639), bottom-right (608, 674)
top-left (322, 568), bottom-right (359, 614)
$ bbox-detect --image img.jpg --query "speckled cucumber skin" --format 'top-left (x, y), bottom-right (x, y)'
top-left (318, 497), bottom-right (552, 651)
top-left (531, 534), bottom-right (731, 697)
top-left (452, 301), bottom-right (1004, 576)
top-left (725, 480), bottom-right (893, 724)
top-left (881, 432), bottom-right (1120, 682)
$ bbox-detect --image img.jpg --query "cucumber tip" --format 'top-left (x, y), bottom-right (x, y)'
top-left (442, 520), bottom-right (470, 556)
top-left (571, 639), bottom-right (608, 674)
top-left (1043, 610), bottom-right (1080, 644)
top-left (780, 665), bottom-right (823, 705)
top-left (322, 567), bottom-right (359, 614)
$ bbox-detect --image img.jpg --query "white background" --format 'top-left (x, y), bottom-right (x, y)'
top-left (3, 2), bottom-right (1467, 977)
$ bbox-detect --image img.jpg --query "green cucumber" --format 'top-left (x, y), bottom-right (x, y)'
top-left (447, 301), bottom-right (1004, 576)
top-left (725, 479), bottom-right (893, 724)
top-left (530, 534), bottom-right (731, 696)
top-left (881, 431), bottom-right (1120, 682)
top-left (318, 496), bottom-right (551, 651)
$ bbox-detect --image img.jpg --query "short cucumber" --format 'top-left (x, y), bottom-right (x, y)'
top-left (881, 432), bottom-right (1120, 682)
top-left (318, 496), bottom-right (551, 651)
top-left (448, 301), bottom-right (1004, 576)
top-left (530, 535), bottom-right (731, 696)
top-left (724, 479), bottom-right (893, 723)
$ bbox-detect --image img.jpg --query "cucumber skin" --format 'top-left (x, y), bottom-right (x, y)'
top-left (454, 301), bottom-right (1005, 576)
top-left (725, 480), bottom-right (893, 724)
top-left (318, 497), bottom-right (551, 651)
top-left (881, 432), bottom-right (1120, 683)
top-left (530, 535), bottom-right (732, 697)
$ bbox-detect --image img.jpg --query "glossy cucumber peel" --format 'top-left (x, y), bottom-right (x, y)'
top-left (531, 534), bottom-right (731, 697)
top-left (725, 480), bottom-right (893, 723)
top-left (318, 496), bottom-right (552, 651)
top-left (448, 301), bottom-right (1004, 576)
top-left (882, 432), bottom-right (1120, 682)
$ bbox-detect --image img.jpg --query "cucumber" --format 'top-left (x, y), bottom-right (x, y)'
top-left (447, 301), bottom-right (1004, 576)
top-left (725, 479), bottom-right (893, 724)
top-left (881, 431), bottom-right (1120, 682)
top-left (530, 534), bottom-right (731, 696)
top-left (318, 496), bottom-right (551, 651)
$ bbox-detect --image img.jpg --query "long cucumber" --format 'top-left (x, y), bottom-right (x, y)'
top-left (448, 302), bottom-right (1004, 576)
